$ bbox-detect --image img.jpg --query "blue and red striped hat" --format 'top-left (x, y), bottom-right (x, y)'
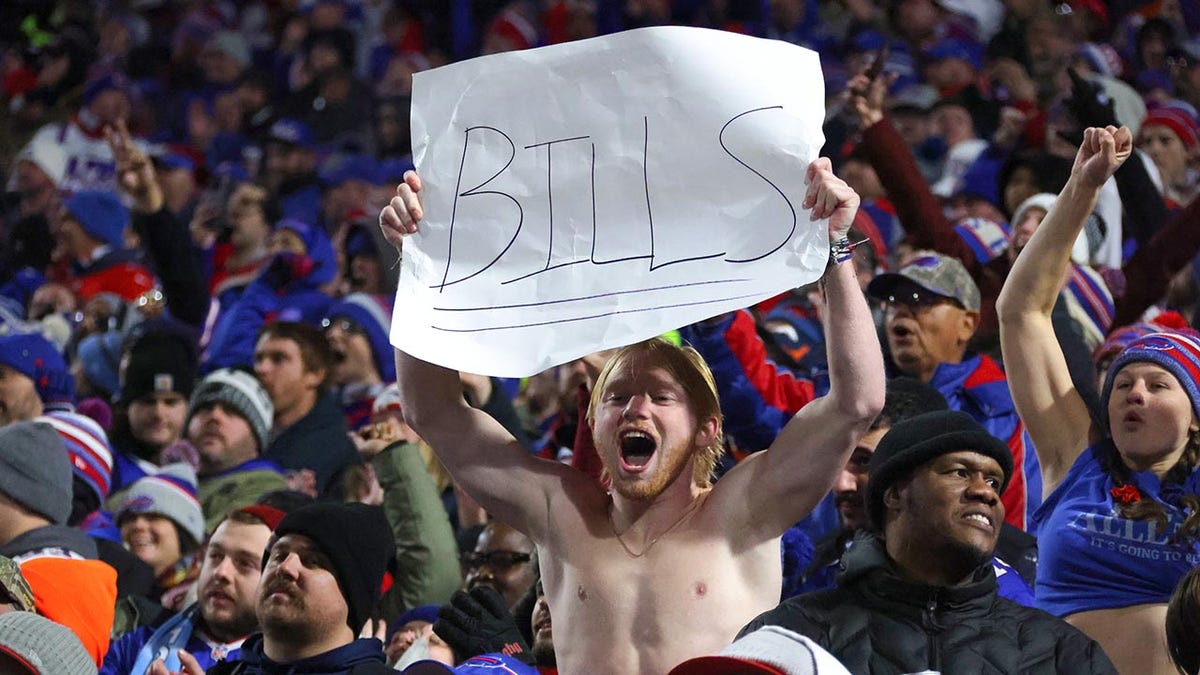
top-left (113, 463), bottom-right (205, 546)
top-left (1101, 331), bottom-right (1200, 428)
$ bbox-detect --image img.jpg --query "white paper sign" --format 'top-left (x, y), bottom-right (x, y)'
top-left (394, 26), bottom-right (827, 377)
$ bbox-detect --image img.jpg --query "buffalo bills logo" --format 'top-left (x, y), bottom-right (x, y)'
top-left (909, 256), bottom-right (943, 269)
top-left (1134, 336), bottom-right (1179, 352)
top-left (126, 495), bottom-right (156, 512)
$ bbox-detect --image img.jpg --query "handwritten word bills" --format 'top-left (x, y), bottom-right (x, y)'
top-left (394, 26), bottom-right (828, 376)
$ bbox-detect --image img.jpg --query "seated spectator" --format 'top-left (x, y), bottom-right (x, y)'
top-left (108, 323), bottom-right (200, 494)
top-left (204, 218), bottom-right (337, 372)
top-left (866, 253), bottom-right (1037, 528)
top-left (461, 521), bottom-right (537, 613)
top-left (1138, 104), bottom-right (1199, 207)
top-left (348, 406), bottom-right (461, 619)
top-left (111, 464), bottom-right (207, 610)
top-left (101, 505), bottom-right (283, 674)
top-left (791, 377), bottom-right (1036, 602)
top-left (739, 411), bottom-right (1116, 674)
top-left (261, 119), bottom-right (322, 226)
top-left (184, 369), bottom-right (287, 531)
top-left (323, 293), bottom-right (395, 430)
top-left (255, 321), bottom-right (358, 497)
top-left (53, 190), bottom-right (157, 303)
top-left (0, 332), bottom-right (75, 425)
top-left (0, 421), bottom-right (117, 666)
top-left (201, 502), bottom-right (395, 675)
top-left (998, 125), bottom-right (1198, 675)
top-left (36, 410), bottom-right (156, 603)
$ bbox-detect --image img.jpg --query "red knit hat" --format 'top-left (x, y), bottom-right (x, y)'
top-left (1142, 106), bottom-right (1199, 149)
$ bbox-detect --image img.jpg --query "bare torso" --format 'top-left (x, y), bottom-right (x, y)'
top-left (1067, 604), bottom-right (1173, 675)
top-left (536, 486), bottom-right (782, 675)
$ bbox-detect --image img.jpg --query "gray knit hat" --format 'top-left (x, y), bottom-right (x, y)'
top-left (111, 463), bottom-right (206, 549)
top-left (187, 369), bottom-right (274, 450)
top-left (0, 421), bottom-right (73, 525)
top-left (0, 611), bottom-right (97, 674)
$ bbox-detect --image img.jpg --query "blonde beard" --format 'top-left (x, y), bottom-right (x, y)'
top-left (605, 439), bottom-right (695, 501)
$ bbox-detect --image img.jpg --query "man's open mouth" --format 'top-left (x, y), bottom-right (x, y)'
top-left (618, 430), bottom-right (657, 471)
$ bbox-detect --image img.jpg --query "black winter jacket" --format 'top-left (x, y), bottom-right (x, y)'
top-left (739, 534), bottom-right (1117, 675)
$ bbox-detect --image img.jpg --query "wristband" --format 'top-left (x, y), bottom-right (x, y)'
top-left (830, 236), bottom-right (855, 266)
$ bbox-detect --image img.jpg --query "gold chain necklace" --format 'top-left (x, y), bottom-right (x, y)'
top-left (610, 494), bottom-right (706, 559)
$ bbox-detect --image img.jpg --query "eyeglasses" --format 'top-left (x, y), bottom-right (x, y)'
top-left (460, 550), bottom-right (532, 572)
top-left (882, 290), bottom-right (961, 310)
top-left (321, 317), bottom-right (365, 335)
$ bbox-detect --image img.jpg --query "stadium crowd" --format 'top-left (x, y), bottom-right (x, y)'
top-left (0, 0), bottom-right (1199, 673)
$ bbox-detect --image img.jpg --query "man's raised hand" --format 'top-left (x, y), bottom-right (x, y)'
top-left (803, 157), bottom-right (860, 242)
top-left (379, 170), bottom-right (424, 249)
top-left (105, 118), bottom-right (163, 213)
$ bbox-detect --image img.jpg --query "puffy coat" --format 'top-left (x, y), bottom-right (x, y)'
top-left (739, 533), bottom-right (1116, 675)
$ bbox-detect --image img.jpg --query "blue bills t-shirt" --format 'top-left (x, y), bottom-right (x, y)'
top-left (1033, 443), bottom-right (1200, 616)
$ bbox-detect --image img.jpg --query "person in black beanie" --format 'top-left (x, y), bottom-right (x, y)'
top-left (738, 411), bottom-right (1116, 674)
top-left (201, 502), bottom-right (396, 675)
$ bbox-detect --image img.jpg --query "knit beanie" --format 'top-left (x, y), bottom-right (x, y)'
top-left (18, 557), bottom-right (116, 668)
top-left (951, 217), bottom-right (1010, 265)
top-left (1094, 312), bottom-right (1191, 366)
top-left (0, 611), bottom-right (98, 675)
top-left (63, 190), bottom-right (129, 250)
top-left (37, 411), bottom-right (114, 502)
top-left (325, 293), bottom-right (396, 382)
top-left (1142, 106), bottom-right (1199, 149)
top-left (272, 502), bottom-right (394, 632)
top-left (187, 369), bottom-right (274, 451)
top-left (866, 410), bottom-right (1013, 531)
top-left (119, 329), bottom-right (199, 404)
top-left (1010, 193), bottom-right (1057, 234)
top-left (1100, 332), bottom-right (1200, 430)
top-left (75, 331), bottom-right (122, 398)
top-left (0, 332), bottom-right (74, 406)
top-left (0, 421), bottom-right (73, 525)
top-left (112, 463), bottom-right (205, 549)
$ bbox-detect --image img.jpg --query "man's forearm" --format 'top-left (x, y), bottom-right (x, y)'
top-left (821, 259), bottom-right (885, 416)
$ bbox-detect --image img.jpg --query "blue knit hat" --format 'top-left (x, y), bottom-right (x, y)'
top-left (324, 293), bottom-right (395, 382)
top-left (0, 332), bottom-right (74, 405)
top-left (1101, 331), bottom-right (1200, 431)
top-left (64, 190), bottom-right (129, 249)
top-left (274, 218), bottom-right (337, 287)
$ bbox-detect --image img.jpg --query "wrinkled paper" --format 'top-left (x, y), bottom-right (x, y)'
top-left (393, 26), bottom-right (827, 377)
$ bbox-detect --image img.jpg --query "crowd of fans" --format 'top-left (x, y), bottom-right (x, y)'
top-left (0, 0), bottom-right (1199, 674)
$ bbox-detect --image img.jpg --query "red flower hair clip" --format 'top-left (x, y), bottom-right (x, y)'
top-left (1110, 484), bottom-right (1142, 505)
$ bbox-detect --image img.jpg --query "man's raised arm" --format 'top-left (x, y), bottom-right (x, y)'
top-left (381, 172), bottom-right (565, 538)
top-left (718, 159), bottom-right (886, 538)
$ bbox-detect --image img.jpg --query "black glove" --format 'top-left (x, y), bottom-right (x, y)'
top-left (434, 587), bottom-right (535, 666)
top-left (1064, 67), bottom-right (1119, 129)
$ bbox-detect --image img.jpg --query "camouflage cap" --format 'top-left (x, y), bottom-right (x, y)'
top-left (0, 556), bottom-right (36, 612)
top-left (867, 252), bottom-right (981, 312)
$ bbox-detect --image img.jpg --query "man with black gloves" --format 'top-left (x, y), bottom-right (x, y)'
top-left (739, 411), bottom-right (1117, 674)
top-left (434, 586), bottom-right (536, 668)
top-left (165, 502), bottom-right (396, 675)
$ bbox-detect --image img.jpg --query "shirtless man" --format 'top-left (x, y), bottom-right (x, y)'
top-left (378, 159), bottom-right (885, 674)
